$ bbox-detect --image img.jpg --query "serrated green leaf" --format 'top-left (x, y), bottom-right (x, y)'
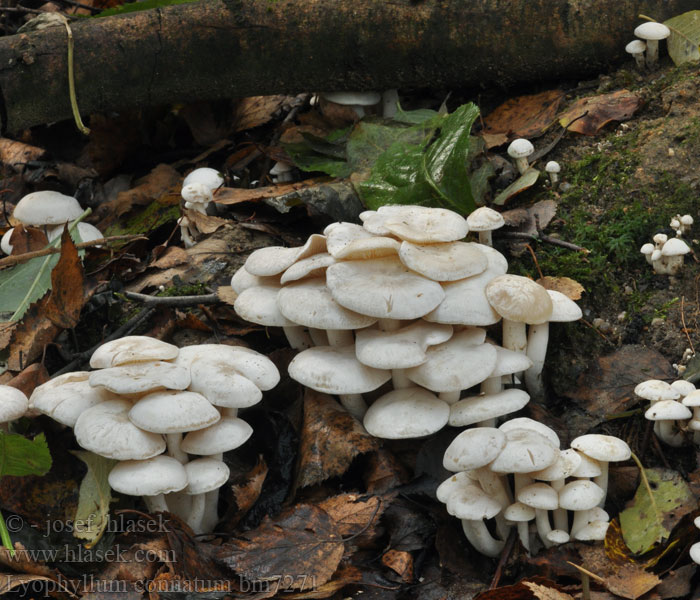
top-left (619, 468), bottom-right (695, 554)
top-left (71, 451), bottom-right (116, 547)
top-left (664, 11), bottom-right (700, 66)
top-left (95, 0), bottom-right (197, 18)
top-left (0, 432), bottom-right (52, 477)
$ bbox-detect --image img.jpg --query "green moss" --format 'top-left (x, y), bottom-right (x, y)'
top-left (156, 281), bottom-right (208, 297)
top-left (104, 198), bottom-right (181, 240)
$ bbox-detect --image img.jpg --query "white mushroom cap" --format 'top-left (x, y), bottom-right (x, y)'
top-left (363, 387), bottom-right (449, 439)
top-left (184, 458), bottom-right (230, 495)
top-left (234, 284), bottom-right (293, 327)
top-left (129, 390), bottom-right (221, 434)
top-left (547, 290), bottom-right (583, 322)
top-left (182, 167), bottom-right (224, 190)
top-left (0, 385), bottom-right (29, 422)
top-left (625, 40), bottom-right (646, 54)
top-left (13, 191), bottom-right (83, 226)
top-left (181, 182), bottom-right (214, 205)
top-left (640, 243), bottom-right (654, 257)
top-left (449, 389), bottom-right (530, 427)
top-left (108, 455), bottom-right (188, 496)
top-left (443, 427), bottom-right (506, 471)
top-left (322, 91), bottom-right (381, 105)
top-left (653, 233), bottom-right (668, 247)
top-left (691, 542), bottom-right (700, 565)
top-left (244, 234), bottom-right (326, 276)
top-left (89, 361), bottom-right (191, 395)
top-left (90, 336), bottom-right (179, 368)
top-left (355, 320), bottom-right (453, 369)
top-left (507, 139), bottom-right (534, 159)
top-left (74, 399), bottom-right (166, 460)
top-left (188, 357), bottom-right (262, 408)
top-left (571, 452), bottom-right (603, 478)
top-left (487, 346), bottom-right (533, 378)
top-left (424, 270), bottom-right (503, 326)
top-left (546, 529), bottom-right (571, 544)
top-left (230, 267), bottom-right (280, 293)
top-left (326, 223), bottom-right (399, 260)
top-left (517, 482), bottom-right (559, 510)
top-left (398, 241), bottom-right (488, 281)
top-left (485, 275), bottom-right (553, 325)
top-left (530, 448), bottom-right (581, 481)
top-left (437, 471), bottom-right (475, 503)
top-left (661, 237), bottom-right (690, 256)
top-left (378, 206), bottom-right (469, 243)
top-left (671, 380), bottom-right (696, 398)
top-left (468, 243), bottom-right (508, 273)
top-left (634, 379), bottom-right (679, 402)
top-left (446, 484), bottom-right (502, 520)
top-left (682, 389), bottom-right (700, 407)
top-left (644, 399), bottom-right (692, 421)
top-left (47, 222), bottom-right (103, 245)
top-left (29, 371), bottom-right (115, 427)
top-left (504, 502), bottom-right (536, 522)
top-left (277, 278), bottom-right (377, 330)
top-left (0, 228), bottom-right (13, 255)
top-left (634, 22), bottom-right (670, 41)
top-left (558, 480), bottom-right (605, 511)
top-left (498, 417), bottom-right (560, 448)
top-left (574, 521), bottom-right (609, 541)
top-left (466, 207), bottom-right (505, 233)
top-left (544, 161), bottom-right (561, 174)
top-left (570, 434), bottom-right (631, 463)
top-left (288, 345), bottom-right (391, 394)
top-left (489, 428), bottom-right (558, 474)
top-left (181, 416), bottom-right (253, 455)
top-left (326, 256), bottom-right (445, 319)
top-left (280, 253), bottom-right (336, 284)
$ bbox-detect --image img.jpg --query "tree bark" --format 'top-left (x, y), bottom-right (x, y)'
top-left (0, 0), bottom-right (695, 133)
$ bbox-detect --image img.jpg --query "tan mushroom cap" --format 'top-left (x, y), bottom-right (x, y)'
top-left (570, 434), bottom-right (631, 463)
top-left (489, 428), bottom-right (558, 474)
top-left (280, 253), bottom-right (336, 285)
top-left (0, 385), bottom-right (29, 422)
top-left (233, 284), bottom-right (294, 327)
top-left (363, 387), bottom-right (449, 439)
top-left (381, 206), bottom-right (469, 243)
top-left (485, 275), bottom-right (553, 324)
top-left (424, 270), bottom-right (502, 326)
top-left (355, 320), bottom-right (453, 369)
top-left (129, 390), bottom-right (220, 434)
top-left (90, 336), bottom-right (179, 368)
top-left (398, 241), bottom-right (488, 282)
top-left (244, 234), bottom-right (326, 276)
top-left (74, 399), bottom-right (166, 460)
top-left (277, 278), bottom-right (377, 330)
top-left (443, 427), bottom-right (506, 472)
top-left (466, 207), bottom-right (505, 232)
top-left (181, 416), bottom-right (253, 455)
top-left (188, 357), bottom-right (262, 408)
top-left (13, 191), bottom-right (83, 226)
top-left (325, 222), bottom-right (400, 259)
top-left (109, 455), bottom-right (187, 496)
top-left (89, 361), bottom-right (191, 395)
top-left (634, 379), bottom-right (679, 401)
top-left (449, 389), bottom-right (530, 427)
top-left (288, 345), bottom-right (391, 394)
top-left (406, 332), bottom-right (497, 393)
top-left (326, 256), bottom-right (445, 319)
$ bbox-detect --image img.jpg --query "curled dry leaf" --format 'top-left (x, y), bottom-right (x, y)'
top-left (381, 549), bottom-right (413, 582)
top-left (44, 228), bottom-right (85, 329)
top-left (0, 138), bottom-right (45, 169)
top-left (6, 226), bottom-right (49, 254)
top-left (558, 90), bottom-right (640, 135)
top-left (213, 179), bottom-right (326, 205)
top-left (537, 276), bottom-right (585, 300)
top-left (5, 362), bottom-right (49, 397)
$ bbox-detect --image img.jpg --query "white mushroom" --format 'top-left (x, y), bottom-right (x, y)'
top-left (633, 22), bottom-right (670, 69)
top-left (507, 139), bottom-right (534, 175)
top-left (625, 40), bottom-right (647, 69)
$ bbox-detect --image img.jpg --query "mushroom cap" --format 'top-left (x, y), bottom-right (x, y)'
top-left (407, 333), bottom-right (498, 393)
top-left (184, 458), bottom-right (230, 495)
top-left (466, 207), bottom-right (505, 233)
top-left (288, 345), bottom-right (391, 394)
top-left (108, 455), bottom-right (188, 497)
top-left (437, 471), bottom-right (476, 503)
top-left (29, 371), bottom-right (115, 427)
top-left (547, 290), bottom-right (583, 322)
top-left (277, 278), bottom-right (377, 330)
top-left (182, 167), bottom-right (224, 190)
top-left (280, 253), bottom-right (336, 284)
top-left (625, 39), bottom-right (647, 53)
top-left (129, 390), bottom-right (221, 434)
top-left (570, 434), bottom-right (631, 463)
top-left (671, 379), bottom-right (696, 398)
top-left (507, 139), bottom-right (534, 159)
top-left (358, 206), bottom-right (409, 236)
top-left (489, 428), bottom-right (558, 474)
top-left (634, 22), bottom-right (670, 41)
top-left (90, 336), bottom-right (179, 368)
top-left (244, 234), bottom-right (326, 276)
top-left (326, 222), bottom-right (400, 260)
top-left (326, 256), bottom-right (445, 319)
top-left (558, 480), bottom-right (605, 511)
top-left (485, 275), bottom-right (553, 324)
top-left (531, 448), bottom-right (581, 481)
top-left (449, 388), bottom-right (530, 427)
top-left (398, 241), bottom-right (488, 281)
top-left (234, 284), bottom-right (293, 327)
top-left (188, 357), bottom-right (263, 408)
top-left (363, 387), bottom-right (449, 439)
top-left (517, 482), bottom-right (559, 510)
top-left (446, 484), bottom-right (502, 520)
top-left (269, 161), bottom-right (293, 176)
top-left (181, 416), bottom-right (253, 455)
top-left (230, 267), bottom-right (279, 294)
top-left (681, 215), bottom-right (694, 225)
top-left (504, 502), bottom-right (536, 522)
top-left (640, 243), bottom-right (654, 255)
top-left (487, 346), bottom-right (534, 378)
top-left (574, 521), bottom-right (609, 541)
top-left (661, 237), bottom-right (690, 256)
top-left (74, 399), bottom-right (166, 460)
top-left (47, 222), bottom-right (103, 245)
top-left (181, 183), bottom-right (213, 205)
top-left (13, 191), bottom-right (83, 226)
top-left (0, 385), bottom-right (29, 422)
top-left (355, 320), bottom-right (453, 369)
top-left (89, 361), bottom-right (191, 395)
top-left (544, 161), bottom-right (561, 173)
top-left (571, 451), bottom-right (603, 478)
top-left (0, 228), bottom-right (13, 255)
top-left (682, 389), bottom-right (700, 407)
top-left (443, 427), bottom-right (506, 471)
top-left (376, 206), bottom-right (469, 243)
top-left (498, 417), bottom-right (560, 448)
top-left (468, 243), bottom-right (508, 274)
top-left (322, 91), bottom-right (381, 105)
top-left (644, 399), bottom-right (692, 421)
top-left (546, 529), bottom-right (571, 544)
top-left (424, 270), bottom-right (502, 326)
top-left (634, 379), bottom-right (679, 402)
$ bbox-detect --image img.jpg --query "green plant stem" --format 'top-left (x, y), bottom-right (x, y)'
top-left (629, 451), bottom-right (660, 522)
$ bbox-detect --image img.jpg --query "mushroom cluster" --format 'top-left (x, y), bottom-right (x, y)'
top-left (639, 231), bottom-right (690, 276)
top-left (670, 214), bottom-right (694, 238)
top-left (631, 22), bottom-right (670, 69)
top-left (636, 378), bottom-right (700, 446)
top-left (179, 167), bottom-right (224, 248)
top-left (29, 336), bottom-right (279, 534)
top-left (438, 425), bottom-right (630, 555)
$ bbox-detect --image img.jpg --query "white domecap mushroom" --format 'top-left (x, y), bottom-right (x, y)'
top-left (640, 243), bottom-right (655, 265)
top-left (544, 161), bottom-right (561, 188)
top-left (645, 400), bottom-right (691, 447)
top-left (184, 457), bottom-right (229, 534)
top-left (507, 139), bottom-right (534, 175)
top-left (466, 207), bottom-right (505, 247)
top-left (398, 240), bottom-right (488, 281)
top-left (90, 335), bottom-right (179, 369)
top-left (363, 387), bottom-right (449, 439)
top-left (633, 22), bottom-right (670, 69)
top-left (379, 206), bottom-right (469, 244)
top-left (446, 484), bottom-right (506, 557)
top-left (321, 91), bottom-right (381, 118)
top-left (449, 388), bottom-right (530, 428)
top-left (88, 361), bottom-right (191, 396)
top-left (0, 385), bottom-right (29, 431)
top-left (13, 191), bottom-right (84, 231)
top-left (625, 39), bottom-right (647, 69)
top-left (48, 222), bottom-right (104, 247)
top-left (569, 434), bottom-right (631, 500)
top-left (517, 482), bottom-right (559, 546)
top-left (660, 237), bottom-right (690, 276)
top-left (558, 479), bottom-right (605, 536)
top-left (504, 502), bottom-right (536, 552)
top-left (182, 167), bottom-right (224, 191)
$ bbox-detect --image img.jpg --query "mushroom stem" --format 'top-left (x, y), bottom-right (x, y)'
top-left (657, 420), bottom-right (685, 447)
top-left (570, 510), bottom-right (591, 537)
top-left (282, 326), bottom-right (313, 350)
top-left (514, 157), bottom-right (529, 175)
top-left (535, 509), bottom-right (553, 547)
top-left (502, 319), bottom-right (527, 355)
top-left (166, 433), bottom-right (188, 464)
top-left (515, 521), bottom-right (531, 553)
top-left (201, 490), bottom-right (220, 533)
top-left (187, 494), bottom-right (206, 534)
top-left (524, 322), bottom-right (550, 399)
top-left (339, 394), bottom-right (368, 419)
top-left (326, 329), bottom-right (353, 347)
top-left (593, 463), bottom-right (609, 507)
top-left (439, 391), bottom-right (461, 405)
top-left (550, 479), bottom-right (569, 531)
top-left (645, 40), bottom-right (660, 68)
top-left (475, 468), bottom-right (513, 540)
top-left (309, 328), bottom-right (329, 346)
top-left (478, 231), bottom-right (493, 247)
top-left (144, 494), bottom-right (169, 514)
top-left (392, 370), bottom-right (412, 389)
top-left (461, 519), bottom-right (505, 557)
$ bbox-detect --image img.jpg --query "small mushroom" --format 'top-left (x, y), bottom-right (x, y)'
top-left (633, 22), bottom-right (670, 69)
top-left (507, 139), bottom-right (534, 175)
top-left (184, 457), bottom-right (229, 534)
top-left (625, 39), bottom-right (647, 69)
top-left (544, 161), bottom-right (561, 189)
top-left (569, 434), bottom-right (631, 499)
top-left (363, 387), bottom-right (449, 439)
top-left (640, 242), bottom-right (654, 265)
top-left (645, 400), bottom-right (691, 447)
top-left (321, 91), bottom-right (381, 118)
top-left (466, 207), bottom-right (505, 247)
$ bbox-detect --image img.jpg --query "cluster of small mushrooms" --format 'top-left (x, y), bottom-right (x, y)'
top-left (26, 336), bottom-right (279, 534)
top-left (637, 378), bottom-right (700, 447)
top-left (639, 217), bottom-right (692, 276)
top-left (178, 167), bottom-right (224, 248)
top-left (625, 21), bottom-right (671, 70)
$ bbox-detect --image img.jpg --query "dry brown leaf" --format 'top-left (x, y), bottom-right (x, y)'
top-left (480, 132), bottom-right (509, 149)
top-left (559, 90), bottom-right (640, 135)
top-left (230, 457), bottom-right (268, 524)
top-left (6, 296), bottom-right (61, 371)
top-left (98, 539), bottom-right (172, 584)
top-left (283, 566), bottom-right (362, 600)
top-left (483, 90), bottom-right (565, 141)
top-left (295, 389), bottom-right (379, 489)
top-left (6, 362), bottom-right (49, 397)
top-left (537, 276), bottom-right (585, 300)
top-left (151, 246), bottom-right (188, 269)
top-left (233, 95), bottom-right (289, 132)
top-left (522, 581), bottom-right (575, 600)
top-left (213, 179), bottom-right (327, 205)
top-left (112, 164), bottom-right (181, 217)
top-left (655, 564), bottom-right (695, 599)
top-left (363, 449), bottom-right (411, 493)
top-left (476, 577), bottom-right (568, 600)
top-left (7, 225), bottom-right (49, 254)
top-left (184, 209), bottom-right (229, 235)
top-left (44, 228), bottom-right (85, 329)
top-left (216, 286), bottom-right (238, 306)
top-left (0, 321), bottom-right (17, 352)
top-left (280, 125), bottom-right (333, 145)
top-left (381, 549), bottom-right (413, 582)
top-left (317, 493), bottom-right (385, 538)
top-left (174, 311), bottom-right (212, 332)
top-left (0, 138), bottom-right (45, 168)
top-left (604, 565), bottom-right (660, 600)
top-left (217, 504), bottom-right (344, 591)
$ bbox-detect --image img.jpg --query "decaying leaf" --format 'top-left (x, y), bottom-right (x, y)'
top-left (70, 451), bottom-right (116, 547)
top-left (213, 179), bottom-right (327, 205)
top-left (227, 457), bottom-right (268, 528)
top-left (150, 246), bottom-right (188, 269)
top-left (482, 90), bottom-right (565, 143)
top-left (493, 168), bottom-right (540, 205)
top-left (110, 164), bottom-right (181, 218)
top-left (217, 504), bottom-right (344, 591)
top-left (363, 449), bottom-right (410, 493)
top-left (476, 577), bottom-right (570, 600)
top-left (216, 286), bottom-right (238, 307)
top-left (294, 390), bottom-right (379, 489)
top-left (6, 226), bottom-right (48, 254)
top-left (0, 138), bottom-right (45, 169)
top-left (381, 549), bottom-right (413, 582)
top-left (44, 229), bottom-right (85, 329)
top-left (559, 90), bottom-right (640, 135)
top-left (317, 493), bottom-right (385, 546)
top-left (665, 11), bottom-right (700, 66)
top-left (537, 276), bottom-right (585, 300)
top-left (522, 581), bottom-right (575, 600)
top-left (502, 199), bottom-right (557, 235)
top-left (284, 566), bottom-right (363, 600)
top-left (233, 95), bottom-right (289, 132)
top-left (5, 363), bottom-right (49, 397)
top-left (6, 296), bottom-right (62, 371)
top-left (183, 209), bottom-right (229, 235)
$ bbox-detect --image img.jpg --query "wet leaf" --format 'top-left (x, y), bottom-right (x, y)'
top-left (482, 90), bottom-right (565, 141)
top-left (284, 566), bottom-right (362, 599)
top-left (222, 456), bottom-right (268, 530)
top-left (70, 451), bottom-right (116, 547)
top-left (619, 468), bottom-right (695, 554)
top-left (664, 11), bottom-right (700, 66)
top-left (559, 90), bottom-right (640, 135)
top-left (476, 577), bottom-right (569, 600)
top-left (44, 228), bottom-right (85, 329)
top-left (317, 493), bottom-right (385, 548)
top-left (537, 276), bottom-right (585, 300)
top-left (216, 504), bottom-right (344, 590)
top-left (0, 138), bottom-right (44, 167)
top-left (182, 209), bottom-right (228, 235)
top-left (604, 564), bottom-right (660, 600)
top-left (522, 581), bottom-right (574, 600)
top-left (108, 164), bottom-right (181, 219)
top-left (493, 168), bottom-right (540, 205)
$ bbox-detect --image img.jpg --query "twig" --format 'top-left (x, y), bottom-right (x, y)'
top-left (488, 528), bottom-right (516, 590)
top-left (525, 244), bottom-right (543, 279)
top-left (529, 111), bottom-right (589, 163)
top-left (498, 230), bottom-right (588, 252)
top-left (123, 291), bottom-right (220, 307)
top-left (0, 234), bottom-right (146, 268)
top-left (0, 6), bottom-right (45, 14)
top-left (680, 295), bottom-right (695, 355)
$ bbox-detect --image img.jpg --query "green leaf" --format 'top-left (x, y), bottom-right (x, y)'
top-left (493, 168), bottom-right (540, 206)
top-left (283, 142), bottom-right (352, 178)
top-left (71, 451), bottom-right (116, 548)
top-left (393, 104), bottom-right (441, 125)
top-left (619, 468), bottom-right (695, 554)
top-left (0, 432), bottom-right (52, 477)
top-left (664, 11), bottom-right (700, 66)
top-left (95, 0), bottom-right (198, 18)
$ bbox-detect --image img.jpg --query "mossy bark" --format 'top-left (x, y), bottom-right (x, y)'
top-left (0, 0), bottom-right (695, 132)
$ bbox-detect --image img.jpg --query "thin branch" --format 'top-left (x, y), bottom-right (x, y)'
top-left (498, 231), bottom-right (588, 252)
top-left (0, 234), bottom-right (146, 268)
top-left (123, 291), bottom-right (220, 307)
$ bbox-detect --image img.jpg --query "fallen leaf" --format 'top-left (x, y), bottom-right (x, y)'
top-left (0, 138), bottom-right (45, 168)
top-left (5, 363), bottom-right (49, 397)
top-left (225, 456), bottom-right (268, 529)
top-left (502, 199), bottom-right (558, 235)
top-left (476, 577), bottom-right (570, 600)
top-left (317, 493), bottom-right (385, 545)
top-left (98, 538), bottom-right (172, 586)
top-left (216, 504), bottom-right (344, 590)
top-left (363, 449), bottom-right (410, 493)
top-left (44, 228), bottom-right (85, 329)
top-left (213, 179), bottom-right (327, 205)
top-left (183, 209), bottom-right (229, 235)
top-left (294, 389), bottom-right (379, 489)
top-left (522, 581), bottom-right (575, 600)
top-left (111, 164), bottom-right (181, 217)
top-left (654, 564), bottom-right (695, 599)
top-left (537, 276), bottom-right (585, 300)
top-left (604, 564), bottom-right (660, 600)
top-left (493, 168), bottom-right (540, 205)
top-left (216, 286), bottom-right (238, 307)
top-left (382, 549), bottom-right (413, 582)
top-left (174, 311), bottom-right (212, 332)
top-left (284, 566), bottom-right (362, 599)
top-left (6, 226), bottom-right (48, 254)
top-left (178, 101), bottom-right (229, 146)
top-left (150, 246), bottom-right (188, 269)
top-left (482, 90), bottom-right (565, 140)
top-left (0, 322), bottom-right (16, 352)
top-left (6, 296), bottom-right (61, 371)
top-left (559, 90), bottom-right (640, 135)
top-left (665, 11), bottom-right (700, 66)
top-left (480, 132), bottom-right (509, 149)
top-left (233, 95), bottom-right (289, 132)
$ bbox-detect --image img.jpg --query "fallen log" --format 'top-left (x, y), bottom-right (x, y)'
top-left (0, 0), bottom-right (695, 132)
